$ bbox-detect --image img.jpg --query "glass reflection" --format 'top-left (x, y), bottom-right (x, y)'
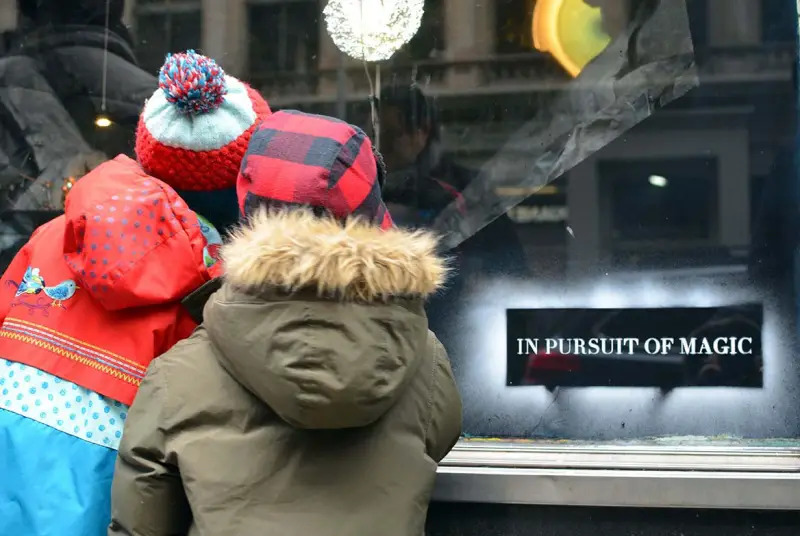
top-left (0, 0), bottom-right (796, 444)
top-left (0, 0), bottom-right (155, 270)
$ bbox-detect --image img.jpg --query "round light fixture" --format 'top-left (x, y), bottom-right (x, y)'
top-left (323, 0), bottom-right (425, 62)
top-left (648, 175), bottom-right (668, 187)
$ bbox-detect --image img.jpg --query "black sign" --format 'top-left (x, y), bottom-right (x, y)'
top-left (507, 305), bottom-right (763, 389)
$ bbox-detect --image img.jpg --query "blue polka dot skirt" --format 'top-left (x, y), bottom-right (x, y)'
top-left (0, 358), bottom-right (128, 450)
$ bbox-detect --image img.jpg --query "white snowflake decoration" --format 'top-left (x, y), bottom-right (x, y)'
top-left (323, 0), bottom-right (425, 62)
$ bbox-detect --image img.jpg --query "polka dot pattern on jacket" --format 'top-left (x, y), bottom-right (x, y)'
top-left (0, 358), bottom-right (128, 450)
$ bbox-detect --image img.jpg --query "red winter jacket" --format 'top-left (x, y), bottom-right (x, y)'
top-left (0, 155), bottom-right (220, 405)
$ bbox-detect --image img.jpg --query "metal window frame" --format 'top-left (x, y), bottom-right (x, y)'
top-left (433, 441), bottom-right (800, 509)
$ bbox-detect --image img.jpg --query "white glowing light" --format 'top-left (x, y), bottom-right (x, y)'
top-left (648, 174), bottom-right (668, 187)
top-left (323, 0), bottom-right (425, 62)
top-left (94, 115), bottom-right (112, 128)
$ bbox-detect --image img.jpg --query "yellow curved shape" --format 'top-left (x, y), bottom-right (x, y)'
top-left (532, 0), bottom-right (612, 77)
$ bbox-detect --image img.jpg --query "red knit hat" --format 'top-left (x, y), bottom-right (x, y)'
top-left (135, 50), bottom-right (271, 192)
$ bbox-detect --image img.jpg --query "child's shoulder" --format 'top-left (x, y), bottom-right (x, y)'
top-left (143, 328), bottom-right (256, 426)
top-left (149, 328), bottom-right (226, 388)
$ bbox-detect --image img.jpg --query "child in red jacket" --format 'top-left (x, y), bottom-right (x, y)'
top-left (0, 157), bottom-right (220, 536)
top-left (0, 50), bottom-right (269, 536)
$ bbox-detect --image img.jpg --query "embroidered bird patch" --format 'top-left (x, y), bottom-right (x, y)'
top-left (43, 279), bottom-right (79, 308)
top-left (11, 267), bottom-right (79, 310)
top-left (15, 267), bottom-right (46, 297)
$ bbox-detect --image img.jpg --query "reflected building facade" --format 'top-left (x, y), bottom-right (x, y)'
top-left (104, 0), bottom-right (794, 282)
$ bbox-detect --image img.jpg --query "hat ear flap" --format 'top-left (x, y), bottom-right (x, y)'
top-left (372, 145), bottom-right (387, 189)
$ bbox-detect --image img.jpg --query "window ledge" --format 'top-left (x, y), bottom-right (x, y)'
top-left (434, 441), bottom-right (800, 508)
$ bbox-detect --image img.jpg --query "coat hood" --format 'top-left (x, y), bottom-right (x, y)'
top-left (204, 209), bottom-right (448, 429)
top-left (62, 155), bottom-right (219, 311)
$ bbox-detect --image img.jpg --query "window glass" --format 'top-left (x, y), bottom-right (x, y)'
top-left (248, 1), bottom-right (319, 74)
top-left (133, 2), bottom-right (202, 73)
top-left (761, 0), bottom-right (796, 43)
top-left (600, 158), bottom-right (717, 243)
top-left (0, 0), bottom-right (797, 445)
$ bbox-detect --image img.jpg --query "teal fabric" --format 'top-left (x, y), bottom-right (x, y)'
top-left (0, 408), bottom-right (117, 535)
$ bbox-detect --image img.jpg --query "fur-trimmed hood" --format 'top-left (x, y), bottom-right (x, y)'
top-left (221, 209), bottom-right (448, 301)
top-left (202, 210), bottom-right (448, 430)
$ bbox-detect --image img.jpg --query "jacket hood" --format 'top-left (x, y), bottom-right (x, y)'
top-left (204, 209), bottom-right (448, 429)
top-left (62, 155), bottom-right (219, 311)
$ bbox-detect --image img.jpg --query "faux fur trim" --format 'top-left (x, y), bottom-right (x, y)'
top-left (222, 210), bottom-right (449, 300)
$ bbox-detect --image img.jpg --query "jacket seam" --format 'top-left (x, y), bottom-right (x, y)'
top-left (155, 356), bottom-right (175, 440)
top-left (423, 335), bottom-right (439, 447)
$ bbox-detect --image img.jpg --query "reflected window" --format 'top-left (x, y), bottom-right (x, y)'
top-left (134, 0), bottom-right (202, 73)
top-left (761, 0), bottom-right (797, 43)
top-left (600, 158), bottom-right (717, 243)
top-left (247, 0), bottom-right (319, 75)
top-left (496, 0), bottom-right (535, 54)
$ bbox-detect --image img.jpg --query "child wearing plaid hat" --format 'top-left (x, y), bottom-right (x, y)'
top-left (109, 110), bottom-right (463, 536)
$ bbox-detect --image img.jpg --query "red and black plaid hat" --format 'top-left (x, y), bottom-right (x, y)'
top-left (236, 110), bottom-right (393, 230)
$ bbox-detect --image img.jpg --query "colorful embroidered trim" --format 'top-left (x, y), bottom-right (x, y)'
top-left (3, 318), bottom-right (146, 378)
top-left (0, 320), bottom-right (143, 386)
top-left (5, 318), bottom-right (146, 373)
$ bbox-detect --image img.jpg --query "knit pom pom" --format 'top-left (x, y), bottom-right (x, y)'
top-left (158, 50), bottom-right (227, 115)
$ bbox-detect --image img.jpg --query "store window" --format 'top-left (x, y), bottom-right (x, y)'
top-left (1, 0), bottom-right (800, 515)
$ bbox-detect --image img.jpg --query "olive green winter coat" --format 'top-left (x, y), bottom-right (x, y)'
top-left (108, 210), bottom-right (462, 536)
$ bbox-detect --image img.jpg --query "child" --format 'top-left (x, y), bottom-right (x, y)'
top-left (0, 157), bottom-right (220, 536)
top-left (135, 49), bottom-right (272, 321)
top-left (0, 50), bottom-right (270, 536)
top-left (136, 49), bottom-right (271, 233)
top-left (109, 111), bottom-right (463, 536)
